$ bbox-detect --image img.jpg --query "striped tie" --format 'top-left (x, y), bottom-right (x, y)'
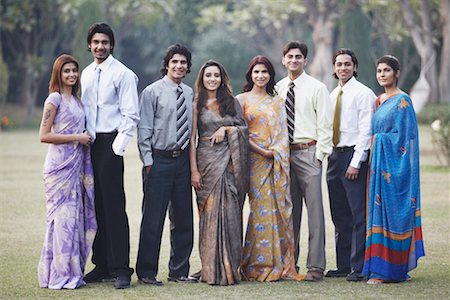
top-left (176, 86), bottom-right (189, 150)
top-left (285, 81), bottom-right (295, 143)
top-left (332, 88), bottom-right (343, 146)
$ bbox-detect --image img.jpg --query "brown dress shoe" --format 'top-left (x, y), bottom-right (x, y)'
top-left (304, 270), bottom-right (324, 282)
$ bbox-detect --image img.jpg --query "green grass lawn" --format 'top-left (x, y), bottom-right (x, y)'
top-left (1, 127), bottom-right (449, 299)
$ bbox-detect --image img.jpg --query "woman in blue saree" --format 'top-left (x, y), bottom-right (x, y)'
top-left (363, 55), bottom-right (424, 284)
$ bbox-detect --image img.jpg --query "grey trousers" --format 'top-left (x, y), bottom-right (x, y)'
top-left (290, 145), bottom-right (326, 272)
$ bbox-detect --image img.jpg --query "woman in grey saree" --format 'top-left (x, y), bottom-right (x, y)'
top-left (190, 60), bottom-right (249, 285)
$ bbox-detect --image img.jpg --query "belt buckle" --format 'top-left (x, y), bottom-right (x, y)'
top-left (172, 150), bottom-right (181, 158)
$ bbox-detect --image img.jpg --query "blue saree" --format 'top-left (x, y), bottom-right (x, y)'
top-left (363, 93), bottom-right (424, 281)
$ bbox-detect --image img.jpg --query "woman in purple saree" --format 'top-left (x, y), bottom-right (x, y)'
top-left (37, 54), bottom-right (97, 289)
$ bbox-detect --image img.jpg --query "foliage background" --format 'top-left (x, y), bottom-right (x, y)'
top-left (1, 0), bottom-right (449, 126)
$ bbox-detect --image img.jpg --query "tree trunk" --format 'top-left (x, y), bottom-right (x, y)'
top-left (439, 0), bottom-right (450, 103)
top-left (309, 19), bottom-right (335, 90)
top-left (399, 0), bottom-right (439, 103)
top-left (22, 67), bottom-right (40, 125)
top-left (304, 0), bottom-right (343, 91)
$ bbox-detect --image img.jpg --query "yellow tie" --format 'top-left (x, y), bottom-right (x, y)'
top-left (332, 88), bottom-right (343, 146)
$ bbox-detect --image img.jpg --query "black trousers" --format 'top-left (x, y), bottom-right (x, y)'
top-left (136, 148), bottom-right (193, 279)
top-left (90, 132), bottom-right (133, 278)
top-left (326, 149), bottom-right (368, 273)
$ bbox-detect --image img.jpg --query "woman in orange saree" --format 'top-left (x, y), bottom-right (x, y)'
top-left (237, 56), bottom-right (301, 281)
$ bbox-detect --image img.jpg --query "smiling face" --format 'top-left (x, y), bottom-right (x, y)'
top-left (61, 62), bottom-right (78, 88)
top-left (334, 54), bottom-right (355, 85)
top-left (282, 48), bottom-right (306, 77)
top-left (166, 53), bottom-right (188, 84)
top-left (89, 33), bottom-right (112, 64)
top-left (251, 64), bottom-right (270, 89)
top-left (376, 62), bottom-right (399, 88)
top-left (202, 65), bottom-right (221, 93)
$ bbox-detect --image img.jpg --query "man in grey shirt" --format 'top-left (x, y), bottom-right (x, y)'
top-left (136, 44), bottom-right (196, 286)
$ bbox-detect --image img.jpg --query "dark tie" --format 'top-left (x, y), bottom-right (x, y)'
top-left (176, 86), bottom-right (189, 150)
top-left (286, 81), bottom-right (295, 143)
top-left (332, 88), bottom-right (343, 146)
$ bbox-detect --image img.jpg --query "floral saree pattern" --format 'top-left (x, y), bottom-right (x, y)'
top-left (240, 94), bottom-right (300, 281)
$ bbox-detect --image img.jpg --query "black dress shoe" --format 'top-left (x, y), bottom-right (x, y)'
top-left (168, 276), bottom-right (198, 283)
top-left (190, 270), bottom-right (201, 280)
top-left (346, 271), bottom-right (366, 282)
top-left (84, 267), bottom-right (115, 283)
top-left (139, 277), bottom-right (164, 286)
top-left (325, 269), bottom-right (351, 278)
top-left (114, 276), bottom-right (132, 289)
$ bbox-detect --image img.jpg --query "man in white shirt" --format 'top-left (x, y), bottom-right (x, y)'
top-left (277, 41), bottom-right (333, 282)
top-left (81, 23), bottom-right (140, 289)
top-left (325, 48), bottom-right (375, 282)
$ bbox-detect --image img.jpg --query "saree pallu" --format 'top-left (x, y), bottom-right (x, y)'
top-left (240, 94), bottom-right (301, 281)
top-left (195, 101), bottom-right (249, 285)
top-left (38, 93), bottom-right (97, 289)
top-left (363, 93), bottom-right (424, 281)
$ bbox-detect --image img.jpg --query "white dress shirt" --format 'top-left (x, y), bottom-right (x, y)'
top-left (330, 76), bottom-right (376, 168)
top-left (277, 71), bottom-right (333, 161)
top-left (81, 55), bottom-right (140, 156)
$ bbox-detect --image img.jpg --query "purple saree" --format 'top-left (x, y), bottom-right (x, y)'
top-left (37, 92), bottom-right (97, 289)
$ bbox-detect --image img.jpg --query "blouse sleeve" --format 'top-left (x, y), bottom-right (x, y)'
top-left (44, 92), bottom-right (62, 108)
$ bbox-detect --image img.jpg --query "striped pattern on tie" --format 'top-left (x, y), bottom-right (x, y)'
top-left (176, 86), bottom-right (189, 150)
top-left (285, 81), bottom-right (295, 143)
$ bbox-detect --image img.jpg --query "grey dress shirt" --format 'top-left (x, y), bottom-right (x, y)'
top-left (138, 76), bottom-right (193, 166)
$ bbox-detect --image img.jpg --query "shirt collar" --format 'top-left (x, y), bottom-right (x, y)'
top-left (339, 76), bottom-right (356, 92)
top-left (291, 71), bottom-right (306, 86)
top-left (163, 75), bottom-right (182, 91)
top-left (96, 54), bottom-right (114, 72)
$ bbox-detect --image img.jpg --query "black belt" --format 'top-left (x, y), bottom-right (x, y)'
top-left (96, 131), bottom-right (118, 137)
top-left (333, 145), bottom-right (355, 152)
top-left (153, 148), bottom-right (184, 158)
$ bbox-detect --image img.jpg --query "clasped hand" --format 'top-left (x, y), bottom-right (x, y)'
top-left (78, 132), bottom-right (93, 145)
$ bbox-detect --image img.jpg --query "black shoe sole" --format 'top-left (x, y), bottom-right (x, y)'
top-left (138, 279), bottom-right (164, 286)
top-left (115, 283), bottom-right (132, 289)
top-left (84, 277), bottom-right (115, 283)
top-left (167, 277), bottom-right (198, 283)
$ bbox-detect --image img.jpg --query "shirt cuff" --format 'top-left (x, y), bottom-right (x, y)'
top-left (112, 132), bottom-right (132, 156)
top-left (350, 150), bottom-right (368, 169)
top-left (315, 151), bottom-right (325, 162)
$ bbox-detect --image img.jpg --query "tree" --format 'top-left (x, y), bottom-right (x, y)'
top-left (303, 0), bottom-right (353, 89)
top-left (439, 0), bottom-right (450, 103)
top-left (1, 0), bottom-right (81, 124)
top-left (398, 0), bottom-right (439, 105)
top-left (364, 0), bottom-right (447, 105)
top-left (195, 0), bottom-right (307, 79)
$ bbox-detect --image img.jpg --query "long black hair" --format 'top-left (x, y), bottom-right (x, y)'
top-left (194, 60), bottom-right (236, 117)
